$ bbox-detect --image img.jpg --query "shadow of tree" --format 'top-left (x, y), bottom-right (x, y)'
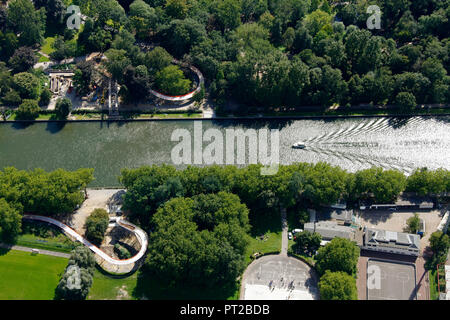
top-left (132, 270), bottom-right (239, 300)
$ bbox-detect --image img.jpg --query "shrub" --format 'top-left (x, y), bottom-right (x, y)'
top-left (114, 243), bottom-right (131, 259)
top-left (15, 99), bottom-right (40, 120)
top-left (84, 208), bottom-right (109, 245)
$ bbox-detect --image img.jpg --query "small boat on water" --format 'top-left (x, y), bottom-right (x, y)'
top-left (292, 142), bottom-right (306, 149)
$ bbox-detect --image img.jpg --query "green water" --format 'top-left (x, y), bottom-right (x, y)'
top-left (1, 117), bottom-right (449, 186)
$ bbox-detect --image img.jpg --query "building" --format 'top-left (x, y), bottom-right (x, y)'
top-left (304, 221), bottom-right (356, 242)
top-left (316, 208), bottom-right (357, 226)
top-left (362, 228), bottom-right (421, 256)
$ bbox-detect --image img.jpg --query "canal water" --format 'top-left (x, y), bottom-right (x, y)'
top-left (1, 116), bottom-right (449, 187)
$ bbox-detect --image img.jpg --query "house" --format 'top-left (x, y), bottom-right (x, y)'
top-left (362, 228), bottom-right (421, 256)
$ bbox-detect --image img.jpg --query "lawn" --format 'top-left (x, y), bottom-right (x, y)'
top-left (0, 249), bottom-right (67, 300)
top-left (244, 214), bottom-right (282, 265)
top-left (13, 234), bottom-right (76, 253)
top-left (41, 37), bottom-right (56, 56)
top-left (88, 269), bottom-right (139, 300)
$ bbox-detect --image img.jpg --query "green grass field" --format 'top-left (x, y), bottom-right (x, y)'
top-left (88, 269), bottom-right (139, 300)
top-left (0, 249), bottom-right (67, 300)
top-left (245, 214), bottom-right (282, 265)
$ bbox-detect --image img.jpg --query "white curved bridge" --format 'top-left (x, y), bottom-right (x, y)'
top-left (23, 214), bottom-right (148, 266)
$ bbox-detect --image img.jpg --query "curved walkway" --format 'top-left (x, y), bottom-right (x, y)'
top-left (23, 215), bottom-right (148, 267)
top-left (149, 60), bottom-right (205, 102)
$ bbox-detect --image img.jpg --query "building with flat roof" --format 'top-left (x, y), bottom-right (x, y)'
top-left (304, 221), bottom-right (356, 241)
top-left (362, 228), bottom-right (420, 256)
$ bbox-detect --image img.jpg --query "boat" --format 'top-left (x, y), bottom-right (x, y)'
top-left (292, 142), bottom-right (306, 149)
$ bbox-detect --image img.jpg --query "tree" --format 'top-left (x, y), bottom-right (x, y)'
top-left (429, 231), bottom-right (450, 261)
top-left (145, 47), bottom-right (173, 75)
top-left (351, 168), bottom-right (407, 203)
top-left (293, 230), bottom-right (322, 256)
top-left (8, 47), bottom-right (37, 73)
top-left (2, 90), bottom-right (22, 107)
top-left (12, 72), bottom-right (40, 100)
top-left (215, 0), bottom-right (242, 31)
top-left (0, 198), bottom-right (22, 242)
top-left (0, 167), bottom-right (94, 216)
top-left (68, 246), bottom-right (96, 271)
top-left (39, 88), bottom-right (53, 107)
top-left (7, 0), bottom-right (46, 46)
top-left (55, 264), bottom-right (93, 300)
top-left (165, 0), bottom-right (188, 19)
top-left (395, 91), bottom-right (417, 110)
top-left (319, 270), bottom-right (357, 300)
top-left (155, 65), bottom-right (192, 96)
top-left (406, 168), bottom-right (449, 196)
top-left (50, 37), bottom-right (77, 61)
top-left (104, 49), bottom-right (131, 82)
top-left (159, 19), bottom-right (207, 58)
top-left (55, 98), bottom-right (72, 120)
top-left (73, 61), bottom-right (97, 96)
top-left (129, 0), bottom-right (158, 39)
top-left (315, 237), bottom-right (360, 276)
top-left (15, 99), bottom-right (40, 120)
top-left (84, 208), bottom-right (109, 245)
top-left (55, 246), bottom-right (95, 300)
top-left (145, 193), bottom-right (250, 288)
top-left (406, 213), bottom-right (420, 234)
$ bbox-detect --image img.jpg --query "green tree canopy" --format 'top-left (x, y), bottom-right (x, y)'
top-left (319, 270), bottom-right (358, 300)
top-left (315, 237), bottom-right (360, 276)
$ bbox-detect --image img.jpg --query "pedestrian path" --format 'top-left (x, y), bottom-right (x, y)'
top-left (0, 243), bottom-right (70, 258)
top-left (23, 215), bottom-right (148, 267)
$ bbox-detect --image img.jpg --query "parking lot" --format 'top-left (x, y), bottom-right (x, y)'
top-left (367, 259), bottom-right (416, 300)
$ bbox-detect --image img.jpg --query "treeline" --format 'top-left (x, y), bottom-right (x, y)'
top-left (0, 167), bottom-right (94, 241)
top-left (2, 0), bottom-right (449, 114)
top-left (120, 163), bottom-right (450, 230)
top-left (74, 0), bottom-right (450, 110)
top-left (145, 192), bottom-right (250, 289)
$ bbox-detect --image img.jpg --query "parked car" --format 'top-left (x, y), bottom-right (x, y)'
top-left (288, 232), bottom-right (293, 240)
top-left (292, 228), bottom-right (303, 235)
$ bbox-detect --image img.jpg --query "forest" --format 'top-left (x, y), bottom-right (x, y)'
top-left (0, 0), bottom-right (449, 113)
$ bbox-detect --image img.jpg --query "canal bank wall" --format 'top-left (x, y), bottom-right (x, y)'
top-left (3, 112), bottom-right (450, 123)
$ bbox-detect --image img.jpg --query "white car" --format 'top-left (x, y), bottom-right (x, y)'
top-left (288, 232), bottom-right (293, 240)
top-left (292, 228), bottom-right (303, 235)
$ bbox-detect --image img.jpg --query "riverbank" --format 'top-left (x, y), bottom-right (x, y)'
top-left (3, 108), bottom-right (450, 123)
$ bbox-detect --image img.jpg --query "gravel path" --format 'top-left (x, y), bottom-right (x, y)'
top-left (0, 243), bottom-right (70, 258)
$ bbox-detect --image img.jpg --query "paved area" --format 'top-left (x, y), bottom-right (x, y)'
top-left (367, 259), bottom-right (416, 300)
top-left (70, 189), bottom-right (124, 235)
top-left (240, 255), bottom-right (319, 300)
top-left (358, 210), bottom-right (442, 250)
top-left (280, 208), bottom-right (288, 256)
top-left (0, 243), bottom-right (70, 258)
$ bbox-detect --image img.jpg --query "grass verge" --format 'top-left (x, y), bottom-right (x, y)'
top-left (0, 249), bottom-right (67, 300)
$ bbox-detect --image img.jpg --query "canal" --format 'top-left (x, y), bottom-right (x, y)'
top-left (1, 116), bottom-right (449, 187)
